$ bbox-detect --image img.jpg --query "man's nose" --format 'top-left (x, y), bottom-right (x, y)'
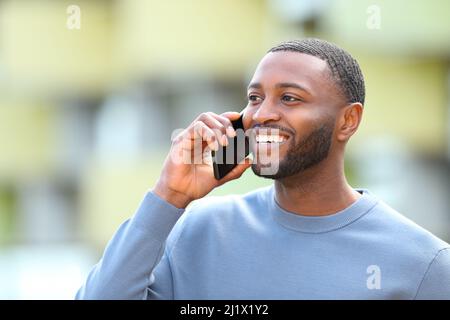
top-left (251, 100), bottom-right (281, 124)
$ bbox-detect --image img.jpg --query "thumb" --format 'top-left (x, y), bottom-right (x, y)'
top-left (220, 111), bottom-right (242, 121)
top-left (217, 157), bottom-right (252, 185)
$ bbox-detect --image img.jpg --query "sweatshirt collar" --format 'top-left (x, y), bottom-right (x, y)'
top-left (268, 185), bottom-right (379, 234)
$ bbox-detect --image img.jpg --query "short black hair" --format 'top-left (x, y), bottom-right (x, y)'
top-left (268, 38), bottom-right (365, 105)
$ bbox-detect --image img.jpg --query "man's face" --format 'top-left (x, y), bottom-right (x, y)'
top-left (243, 51), bottom-right (344, 179)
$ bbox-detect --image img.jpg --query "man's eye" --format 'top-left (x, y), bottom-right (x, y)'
top-left (248, 95), bottom-right (262, 102)
top-left (281, 95), bottom-right (299, 102)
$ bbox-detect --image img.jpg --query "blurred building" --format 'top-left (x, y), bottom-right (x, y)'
top-left (0, 0), bottom-right (449, 298)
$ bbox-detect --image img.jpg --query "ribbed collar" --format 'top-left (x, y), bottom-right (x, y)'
top-left (268, 185), bottom-right (379, 234)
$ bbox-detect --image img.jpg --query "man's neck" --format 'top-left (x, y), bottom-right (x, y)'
top-left (274, 160), bottom-right (361, 217)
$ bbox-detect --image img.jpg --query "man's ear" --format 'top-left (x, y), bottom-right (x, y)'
top-left (336, 102), bottom-right (363, 142)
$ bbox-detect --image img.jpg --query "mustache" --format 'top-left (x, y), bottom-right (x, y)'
top-left (250, 124), bottom-right (295, 136)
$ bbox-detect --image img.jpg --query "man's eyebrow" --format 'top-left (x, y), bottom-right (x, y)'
top-left (247, 82), bottom-right (262, 90)
top-left (275, 82), bottom-right (311, 94)
top-left (247, 82), bottom-right (311, 95)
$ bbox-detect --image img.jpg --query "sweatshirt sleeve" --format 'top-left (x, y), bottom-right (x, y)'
top-left (414, 247), bottom-right (450, 300)
top-left (75, 191), bottom-right (185, 300)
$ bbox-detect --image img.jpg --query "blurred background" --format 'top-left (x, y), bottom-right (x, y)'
top-left (0, 0), bottom-right (449, 299)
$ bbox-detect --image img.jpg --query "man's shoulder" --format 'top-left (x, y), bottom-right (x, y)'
top-left (186, 184), bottom-right (273, 219)
top-left (366, 194), bottom-right (449, 258)
top-left (165, 185), bottom-right (273, 250)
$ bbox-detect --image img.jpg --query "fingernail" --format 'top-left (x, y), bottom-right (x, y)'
top-left (226, 126), bottom-right (236, 138)
top-left (221, 135), bottom-right (228, 146)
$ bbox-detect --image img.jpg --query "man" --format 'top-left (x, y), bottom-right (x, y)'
top-left (77, 39), bottom-right (450, 299)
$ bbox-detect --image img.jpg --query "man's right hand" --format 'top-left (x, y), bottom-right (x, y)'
top-left (152, 111), bottom-right (252, 209)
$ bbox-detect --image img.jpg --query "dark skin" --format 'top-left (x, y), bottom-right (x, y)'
top-left (243, 51), bottom-right (363, 216)
top-left (154, 51), bottom-right (363, 215)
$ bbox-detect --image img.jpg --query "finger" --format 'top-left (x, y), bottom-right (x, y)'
top-left (203, 148), bottom-right (213, 165)
top-left (206, 112), bottom-right (238, 138)
top-left (191, 121), bottom-right (220, 151)
top-left (191, 143), bottom-right (210, 164)
top-left (176, 125), bottom-right (217, 165)
top-left (220, 111), bottom-right (242, 121)
top-left (196, 114), bottom-right (231, 146)
top-left (182, 140), bottom-right (215, 165)
top-left (197, 113), bottom-right (227, 134)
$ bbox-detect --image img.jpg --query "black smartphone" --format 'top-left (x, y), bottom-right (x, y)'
top-left (211, 112), bottom-right (250, 180)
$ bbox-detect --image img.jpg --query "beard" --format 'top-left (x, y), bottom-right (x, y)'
top-left (251, 120), bottom-right (335, 179)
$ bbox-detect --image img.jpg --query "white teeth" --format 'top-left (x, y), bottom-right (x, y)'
top-left (256, 135), bottom-right (287, 143)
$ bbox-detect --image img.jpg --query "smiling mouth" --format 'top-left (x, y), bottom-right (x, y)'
top-left (255, 134), bottom-right (289, 144)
